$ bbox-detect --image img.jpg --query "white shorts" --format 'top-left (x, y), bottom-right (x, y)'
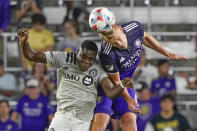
top-left (48, 111), bottom-right (91, 131)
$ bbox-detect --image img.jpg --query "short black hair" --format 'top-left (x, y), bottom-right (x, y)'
top-left (0, 99), bottom-right (9, 107)
top-left (81, 40), bottom-right (98, 53)
top-left (32, 13), bottom-right (46, 25)
top-left (157, 59), bottom-right (169, 67)
top-left (161, 94), bottom-right (175, 103)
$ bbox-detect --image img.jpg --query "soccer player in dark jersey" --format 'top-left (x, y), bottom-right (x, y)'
top-left (90, 8), bottom-right (188, 131)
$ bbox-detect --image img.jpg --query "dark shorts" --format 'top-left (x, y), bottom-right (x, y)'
top-left (94, 86), bottom-right (137, 120)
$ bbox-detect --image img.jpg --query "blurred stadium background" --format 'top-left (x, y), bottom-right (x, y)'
top-left (0, 0), bottom-right (197, 130)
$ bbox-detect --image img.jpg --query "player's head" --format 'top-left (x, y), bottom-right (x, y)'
top-left (0, 59), bottom-right (4, 76)
top-left (89, 7), bottom-right (126, 49)
top-left (157, 59), bottom-right (169, 76)
top-left (160, 94), bottom-right (175, 112)
top-left (26, 79), bottom-right (40, 100)
top-left (77, 40), bottom-right (98, 71)
top-left (0, 100), bottom-right (10, 117)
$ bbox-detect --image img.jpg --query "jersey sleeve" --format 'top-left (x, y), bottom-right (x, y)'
top-left (44, 51), bottom-right (67, 68)
top-left (122, 21), bottom-right (144, 39)
top-left (135, 21), bottom-right (144, 38)
top-left (98, 65), bottom-right (108, 83)
top-left (99, 51), bottom-right (119, 74)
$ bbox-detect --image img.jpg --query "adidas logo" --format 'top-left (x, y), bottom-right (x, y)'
top-left (120, 57), bottom-right (125, 62)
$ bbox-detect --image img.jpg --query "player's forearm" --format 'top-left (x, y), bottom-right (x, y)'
top-left (101, 78), bottom-right (124, 100)
top-left (143, 32), bottom-right (171, 57)
top-left (107, 85), bottom-right (124, 100)
top-left (120, 88), bottom-right (132, 102)
top-left (21, 41), bottom-right (46, 63)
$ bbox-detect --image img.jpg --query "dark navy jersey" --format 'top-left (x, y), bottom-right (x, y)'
top-left (99, 21), bottom-right (144, 80)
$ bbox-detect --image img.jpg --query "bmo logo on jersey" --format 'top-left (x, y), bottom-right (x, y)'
top-left (63, 72), bottom-right (80, 81)
top-left (83, 76), bottom-right (93, 86)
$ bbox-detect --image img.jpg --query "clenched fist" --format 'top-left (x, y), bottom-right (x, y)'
top-left (17, 28), bottom-right (29, 44)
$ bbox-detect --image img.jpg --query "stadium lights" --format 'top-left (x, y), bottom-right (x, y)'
top-left (144, 0), bottom-right (150, 5)
top-left (173, 0), bottom-right (179, 5)
top-left (87, 0), bottom-right (93, 6)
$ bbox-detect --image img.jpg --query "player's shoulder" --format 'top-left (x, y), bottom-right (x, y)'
top-left (46, 51), bottom-right (77, 65)
top-left (121, 21), bottom-right (142, 29)
top-left (99, 42), bottom-right (116, 57)
top-left (90, 63), bottom-right (104, 73)
top-left (122, 21), bottom-right (144, 36)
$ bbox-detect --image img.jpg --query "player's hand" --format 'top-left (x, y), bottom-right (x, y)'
top-left (122, 78), bottom-right (133, 88)
top-left (168, 53), bottom-right (189, 60)
top-left (17, 28), bottom-right (29, 44)
top-left (127, 98), bottom-right (141, 114)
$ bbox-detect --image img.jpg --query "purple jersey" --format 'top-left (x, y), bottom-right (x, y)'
top-left (15, 94), bottom-right (51, 131)
top-left (99, 21), bottom-right (144, 80)
top-left (95, 21), bottom-right (144, 119)
top-left (0, 118), bottom-right (19, 131)
top-left (151, 76), bottom-right (176, 97)
top-left (137, 97), bottom-right (161, 131)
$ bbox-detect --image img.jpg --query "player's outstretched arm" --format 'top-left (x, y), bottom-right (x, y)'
top-left (107, 73), bottom-right (141, 114)
top-left (100, 77), bottom-right (133, 100)
top-left (143, 32), bottom-right (188, 60)
top-left (17, 28), bottom-right (46, 63)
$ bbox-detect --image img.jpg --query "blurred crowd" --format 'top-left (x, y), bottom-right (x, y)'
top-left (0, 0), bottom-right (197, 131)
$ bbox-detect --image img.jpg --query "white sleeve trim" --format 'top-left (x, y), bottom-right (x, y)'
top-left (44, 51), bottom-right (51, 64)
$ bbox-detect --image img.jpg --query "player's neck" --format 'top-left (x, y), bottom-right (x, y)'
top-left (0, 115), bottom-right (9, 122)
top-left (161, 110), bottom-right (174, 119)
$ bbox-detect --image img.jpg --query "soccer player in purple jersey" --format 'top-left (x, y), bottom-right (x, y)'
top-left (90, 8), bottom-right (188, 131)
